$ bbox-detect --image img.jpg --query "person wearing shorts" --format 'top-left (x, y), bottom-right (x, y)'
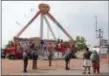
top-left (83, 47), bottom-right (92, 74)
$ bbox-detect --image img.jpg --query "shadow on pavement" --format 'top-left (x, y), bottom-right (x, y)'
top-left (28, 70), bottom-right (48, 73)
top-left (71, 68), bottom-right (83, 71)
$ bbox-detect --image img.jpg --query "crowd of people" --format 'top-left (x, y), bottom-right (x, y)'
top-left (21, 40), bottom-right (100, 74)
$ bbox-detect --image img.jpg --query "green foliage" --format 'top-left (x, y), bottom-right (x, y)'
top-left (5, 44), bottom-right (11, 48)
top-left (75, 36), bottom-right (86, 51)
top-left (56, 36), bottom-right (86, 52)
top-left (64, 41), bottom-right (70, 47)
top-left (57, 39), bottom-right (61, 43)
top-left (57, 39), bottom-right (63, 43)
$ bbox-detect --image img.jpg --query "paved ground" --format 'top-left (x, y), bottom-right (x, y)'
top-left (1, 58), bottom-right (109, 75)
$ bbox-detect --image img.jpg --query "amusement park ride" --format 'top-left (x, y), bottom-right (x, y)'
top-left (4, 3), bottom-right (74, 59)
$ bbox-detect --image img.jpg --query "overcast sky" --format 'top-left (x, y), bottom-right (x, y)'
top-left (2, 1), bottom-right (108, 48)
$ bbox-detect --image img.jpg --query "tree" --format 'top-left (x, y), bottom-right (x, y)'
top-left (64, 41), bottom-right (70, 47)
top-left (5, 44), bottom-right (11, 48)
top-left (75, 36), bottom-right (86, 51)
top-left (76, 36), bottom-right (80, 42)
top-left (57, 39), bottom-right (61, 43)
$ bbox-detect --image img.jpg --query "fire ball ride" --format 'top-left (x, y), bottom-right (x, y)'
top-left (4, 3), bottom-right (74, 59)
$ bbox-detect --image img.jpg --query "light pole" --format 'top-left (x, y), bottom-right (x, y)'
top-left (95, 15), bottom-right (104, 73)
top-left (98, 28), bottom-right (103, 54)
top-left (95, 16), bottom-right (103, 53)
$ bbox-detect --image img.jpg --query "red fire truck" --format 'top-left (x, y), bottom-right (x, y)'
top-left (4, 41), bottom-right (22, 59)
top-left (4, 38), bottom-right (30, 59)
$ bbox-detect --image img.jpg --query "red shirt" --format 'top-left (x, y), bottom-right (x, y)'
top-left (60, 44), bottom-right (66, 52)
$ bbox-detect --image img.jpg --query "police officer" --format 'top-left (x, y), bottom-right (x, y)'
top-left (23, 50), bottom-right (29, 72)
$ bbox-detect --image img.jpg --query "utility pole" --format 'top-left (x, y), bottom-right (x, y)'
top-left (95, 16), bottom-right (103, 54)
top-left (95, 15), bottom-right (98, 39)
top-left (95, 15), bottom-right (104, 74)
top-left (98, 28), bottom-right (103, 47)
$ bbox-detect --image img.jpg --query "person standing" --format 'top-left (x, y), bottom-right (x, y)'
top-left (71, 44), bottom-right (77, 58)
top-left (32, 46), bottom-right (38, 69)
top-left (48, 43), bottom-right (53, 66)
top-left (30, 42), bottom-right (38, 69)
top-left (23, 50), bottom-right (29, 73)
top-left (83, 47), bottom-right (92, 74)
top-left (90, 50), bottom-right (100, 74)
top-left (64, 46), bottom-right (71, 70)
